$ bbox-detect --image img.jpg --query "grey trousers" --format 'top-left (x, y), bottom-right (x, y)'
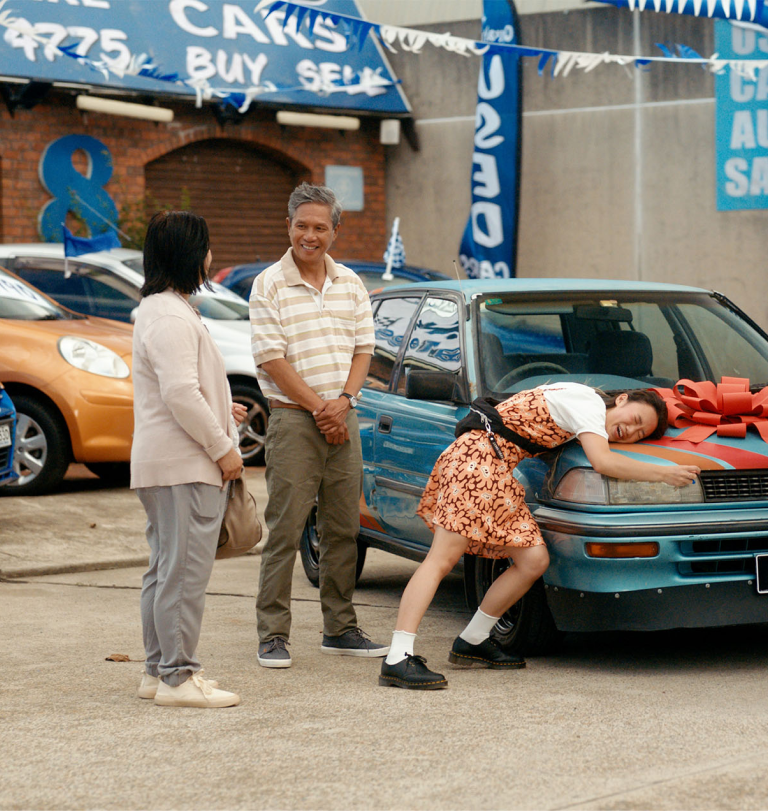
top-left (137, 483), bottom-right (228, 687)
top-left (257, 408), bottom-right (362, 642)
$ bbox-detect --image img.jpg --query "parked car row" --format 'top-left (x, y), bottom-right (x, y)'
top-left (213, 260), bottom-right (451, 299)
top-left (6, 244), bottom-right (768, 654)
top-left (0, 246), bottom-right (451, 495)
top-left (297, 277), bottom-right (768, 654)
top-left (0, 244), bottom-right (269, 470)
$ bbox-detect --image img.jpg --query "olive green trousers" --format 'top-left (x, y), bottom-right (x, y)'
top-left (257, 408), bottom-right (362, 642)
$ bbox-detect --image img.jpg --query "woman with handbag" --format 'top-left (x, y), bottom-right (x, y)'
top-left (131, 210), bottom-right (246, 708)
top-left (379, 383), bottom-right (702, 690)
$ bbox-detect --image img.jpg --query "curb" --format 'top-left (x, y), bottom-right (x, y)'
top-left (0, 555), bottom-right (150, 580)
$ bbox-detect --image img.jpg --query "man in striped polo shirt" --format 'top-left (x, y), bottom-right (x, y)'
top-left (249, 182), bottom-right (389, 668)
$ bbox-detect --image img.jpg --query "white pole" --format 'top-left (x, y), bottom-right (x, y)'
top-left (381, 216), bottom-right (399, 281)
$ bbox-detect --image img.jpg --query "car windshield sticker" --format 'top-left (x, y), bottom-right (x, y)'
top-left (0, 277), bottom-right (50, 306)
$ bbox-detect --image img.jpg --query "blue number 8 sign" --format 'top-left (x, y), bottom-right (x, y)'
top-left (38, 135), bottom-right (118, 242)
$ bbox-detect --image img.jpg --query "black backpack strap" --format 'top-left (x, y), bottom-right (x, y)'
top-left (455, 397), bottom-right (550, 457)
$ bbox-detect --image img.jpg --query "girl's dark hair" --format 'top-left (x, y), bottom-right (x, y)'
top-left (141, 210), bottom-right (210, 297)
top-left (596, 388), bottom-right (668, 440)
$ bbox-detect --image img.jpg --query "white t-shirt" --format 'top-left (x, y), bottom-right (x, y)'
top-left (539, 383), bottom-right (609, 440)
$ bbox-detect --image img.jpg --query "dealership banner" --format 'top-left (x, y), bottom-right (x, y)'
top-left (458, 0), bottom-right (521, 280)
top-left (715, 20), bottom-right (768, 211)
top-left (0, 0), bottom-right (410, 114)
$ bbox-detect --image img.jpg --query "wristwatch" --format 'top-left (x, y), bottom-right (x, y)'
top-left (340, 392), bottom-right (358, 409)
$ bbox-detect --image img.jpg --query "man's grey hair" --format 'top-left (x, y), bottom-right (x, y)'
top-left (287, 182), bottom-right (342, 228)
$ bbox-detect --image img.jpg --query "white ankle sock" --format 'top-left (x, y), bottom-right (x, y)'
top-left (459, 608), bottom-right (500, 645)
top-left (385, 630), bottom-right (416, 665)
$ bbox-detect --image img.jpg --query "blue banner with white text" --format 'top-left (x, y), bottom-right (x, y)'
top-left (458, 0), bottom-right (521, 279)
top-left (0, 0), bottom-right (409, 114)
top-left (715, 20), bottom-right (768, 211)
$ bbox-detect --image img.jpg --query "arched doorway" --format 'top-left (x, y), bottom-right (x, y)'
top-left (146, 139), bottom-right (308, 271)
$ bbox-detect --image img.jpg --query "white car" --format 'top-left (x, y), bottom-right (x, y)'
top-left (0, 244), bottom-right (268, 464)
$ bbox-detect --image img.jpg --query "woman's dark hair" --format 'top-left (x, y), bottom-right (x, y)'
top-left (141, 210), bottom-right (210, 297)
top-left (596, 388), bottom-right (668, 440)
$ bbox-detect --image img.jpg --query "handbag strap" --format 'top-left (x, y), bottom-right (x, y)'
top-left (456, 397), bottom-right (551, 457)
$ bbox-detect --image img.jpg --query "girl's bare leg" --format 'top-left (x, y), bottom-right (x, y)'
top-left (478, 544), bottom-right (549, 618)
top-left (394, 526), bottom-right (468, 634)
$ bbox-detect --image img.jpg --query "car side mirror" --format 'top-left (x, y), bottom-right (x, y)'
top-left (405, 369), bottom-right (457, 402)
top-left (130, 307), bottom-right (138, 324)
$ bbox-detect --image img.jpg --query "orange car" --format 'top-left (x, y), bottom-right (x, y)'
top-left (0, 266), bottom-right (133, 495)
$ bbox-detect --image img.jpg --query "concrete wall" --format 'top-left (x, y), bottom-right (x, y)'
top-left (381, 8), bottom-right (768, 327)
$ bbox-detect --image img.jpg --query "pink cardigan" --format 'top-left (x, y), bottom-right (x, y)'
top-left (130, 290), bottom-right (235, 489)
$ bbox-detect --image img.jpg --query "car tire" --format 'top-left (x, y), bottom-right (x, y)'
top-left (229, 382), bottom-right (269, 466)
top-left (4, 394), bottom-right (71, 496)
top-left (84, 462), bottom-right (131, 487)
top-left (464, 554), bottom-right (561, 656)
top-left (299, 503), bottom-right (368, 588)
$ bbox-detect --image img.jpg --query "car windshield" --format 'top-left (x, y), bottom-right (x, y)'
top-left (476, 291), bottom-right (768, 395)
top-left (0, 271), bottom-right (72, 321)
top-left (189, 292), bottom-right (249, 321)
top-left (122, 256), bottom-right (145, 274)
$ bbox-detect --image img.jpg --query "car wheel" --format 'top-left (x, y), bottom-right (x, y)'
top-left (4, 395), bottom-right (71, 496)
top-left (465, 554), bottom-right (561, 656)
top-left (84, 462), bottom-right (131, 487)
top-left (299, 503), bottom-right (368, 588)
top-left (229, 383), bottom-right (269, 466)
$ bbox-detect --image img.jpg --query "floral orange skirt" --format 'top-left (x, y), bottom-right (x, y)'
top-left (417, 431), bottom-right (543, 559)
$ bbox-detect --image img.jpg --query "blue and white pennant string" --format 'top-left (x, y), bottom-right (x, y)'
top-left (3, 0), bottom-right (768, 108)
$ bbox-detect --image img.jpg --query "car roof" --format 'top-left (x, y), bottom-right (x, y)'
top-left (370, 278), bottom-right (711, 298)
top-left (228, 260), bottom-right (449, 279)
top-left (0, 243), bottom-right (143, 263)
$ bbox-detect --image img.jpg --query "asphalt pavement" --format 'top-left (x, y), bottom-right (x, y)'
top-left (2, 466), bottom-right (768, 810)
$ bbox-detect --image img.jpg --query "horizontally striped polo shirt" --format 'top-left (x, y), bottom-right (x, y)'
top-left (249, 248), bottom-right (374, 404)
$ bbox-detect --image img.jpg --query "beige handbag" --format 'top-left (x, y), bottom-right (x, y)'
top-left (216, 475), bottom-right (262, 559)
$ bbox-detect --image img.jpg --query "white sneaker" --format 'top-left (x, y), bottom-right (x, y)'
top-left (137, 672), bottom-right (159, 699)
top-left (154, 672), bottom-right (239, 708)
top-left (138, 669), bottom-right (219, 700)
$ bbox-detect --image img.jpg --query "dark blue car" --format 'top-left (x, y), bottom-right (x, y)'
top-left (0, 384), bottom-right (17, 486)
top-left (218, 260), bottom-right (451, 301)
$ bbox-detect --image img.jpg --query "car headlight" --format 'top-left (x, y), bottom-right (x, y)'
top-left (553, 468), bottom-right (704, 504)
top-left (58, 336), bottom-right (130, 379)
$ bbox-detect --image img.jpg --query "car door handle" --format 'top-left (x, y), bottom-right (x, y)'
top-left (377, 415), bottom-right (393, 434)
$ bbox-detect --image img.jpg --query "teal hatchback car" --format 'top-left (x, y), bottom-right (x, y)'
top-left (300, 279), bottom-right (768, 654)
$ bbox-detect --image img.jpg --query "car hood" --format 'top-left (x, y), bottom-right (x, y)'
top-left (4, 316), bottom-right (134, 358)
top-left (549, 427), bottom-right (768, 482)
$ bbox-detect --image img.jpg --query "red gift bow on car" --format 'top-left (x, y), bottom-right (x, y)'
top-left (651, 377), bottom-right (768, 443)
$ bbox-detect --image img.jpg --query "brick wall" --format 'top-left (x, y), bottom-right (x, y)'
top-left (0, 90), bottom-right (386, 259)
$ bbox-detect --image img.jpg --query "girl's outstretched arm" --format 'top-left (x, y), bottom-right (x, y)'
top-left (579, 432), bottom-right (700, 487)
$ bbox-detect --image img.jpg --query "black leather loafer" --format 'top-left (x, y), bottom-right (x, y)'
top-left (379, 654), bottom-right (448, 690)
top-left (448, 636), bottom-right (526, 669)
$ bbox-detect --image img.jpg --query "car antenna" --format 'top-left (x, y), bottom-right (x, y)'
top-left (452, 259), bottom-right (468, 299)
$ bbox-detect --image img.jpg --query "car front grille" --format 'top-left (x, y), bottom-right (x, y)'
top-left (700, 470), bottom-right (768, 502)
top-left (677, 537), bottom-right (768, 577)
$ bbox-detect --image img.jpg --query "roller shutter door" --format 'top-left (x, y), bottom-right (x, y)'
top-left (145, 139), bottom-right (306, 271)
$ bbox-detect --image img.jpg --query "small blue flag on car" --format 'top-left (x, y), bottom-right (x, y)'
top-left (62, 224), bottom-right (120, 258)
top-left (383, 218), bottom-right (406, 277)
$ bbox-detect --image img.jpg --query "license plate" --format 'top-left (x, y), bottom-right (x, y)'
top-left (756, 554), bottom-right (768, 594)
top-left (0, 424), bottom-right (10, 449)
